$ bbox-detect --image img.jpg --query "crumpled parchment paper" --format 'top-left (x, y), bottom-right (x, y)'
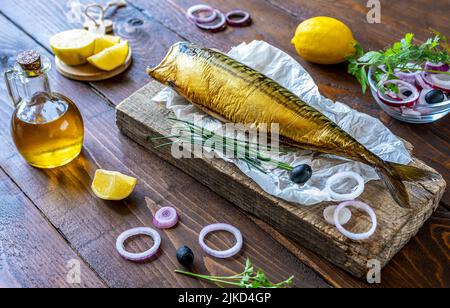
top-left (152, 40), bottom-right (411, 206)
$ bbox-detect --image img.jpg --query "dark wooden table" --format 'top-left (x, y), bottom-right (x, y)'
top-left (0, 0), bottom-right (448, 288)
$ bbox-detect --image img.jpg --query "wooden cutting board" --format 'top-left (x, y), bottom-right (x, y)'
top-left (115, 81), bottom-right (446, 278)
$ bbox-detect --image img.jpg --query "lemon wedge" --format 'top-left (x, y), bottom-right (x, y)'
top-left (92, 170), bottom-right (137, 201)
top-left (94, 35), bottom-right (121, 54)
top-left (87, 40), bottom-right (129, 71)
top-left (50, 29), bottom-right (96, 66)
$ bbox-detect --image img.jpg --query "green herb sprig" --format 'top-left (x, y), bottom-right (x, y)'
top-left (348, 32), bottom-right (450, 93)
top-left (175, 258), bottom-right (294, 288)
top-left (153, 118), bottom-right (294, 174)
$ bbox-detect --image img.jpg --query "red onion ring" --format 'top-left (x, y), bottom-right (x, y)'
top-left (186, 4), bottom-right (218, 24)
top-left (424, 62), bottom-right (450, 72)
top-left (199, 223), bottom-right (243, 259)
top-left (325, 171), bottom-right (365, 201)
top-left (334, 201), bottom-right (377, 241)
top-left (415, 73), bottom-right (432, 90)
top-left (427, 73), bottom-right (450, 91)
top-left (116, 227), bottom-right (161, 262)
top-left (153, 207), bottom-right (179, 229)
top-left (194, 9), bottom-right (227, 33)
top-left (225, 10), bottom-right (252, 27)
top-left (394, 71), bottom-right (419, 85)
top-left (377, 80), bottom-right (419, 107)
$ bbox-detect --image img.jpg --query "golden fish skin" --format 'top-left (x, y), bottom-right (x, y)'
top-left (148, 42), bottom-right (437, 208)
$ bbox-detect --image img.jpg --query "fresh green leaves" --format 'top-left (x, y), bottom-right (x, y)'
top-left (348, 32), bottom-right (450, 93)
top-left (175, 258), bottom-right (294, 288)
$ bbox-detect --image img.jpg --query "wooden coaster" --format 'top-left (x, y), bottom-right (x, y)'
top-left (55, 49), bottom-right (132, 82)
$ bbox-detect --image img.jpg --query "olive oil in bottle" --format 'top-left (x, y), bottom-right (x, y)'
top-left (5, 50), bottom-right (84, 168)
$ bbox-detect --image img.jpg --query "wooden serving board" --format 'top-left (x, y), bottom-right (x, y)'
top-left (116, 81), bottom-right (446, 278)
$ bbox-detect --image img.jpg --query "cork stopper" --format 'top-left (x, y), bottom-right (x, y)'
top-left (17, 50), bottom-right (42, 71)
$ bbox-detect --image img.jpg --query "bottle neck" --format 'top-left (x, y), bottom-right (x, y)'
top-left (21, 73), bottom-right (52, 105)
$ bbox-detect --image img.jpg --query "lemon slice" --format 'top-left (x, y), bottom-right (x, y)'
top-left (50, 29), bottom-right (96, 66)
top-left (92, 170), bottom-right (137, 201)
top-left (94, 35), bottom-right (121, 54)
top-left (87, 40), bottom-right (129, 71)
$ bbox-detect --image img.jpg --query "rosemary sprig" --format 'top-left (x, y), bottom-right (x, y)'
top-left (348, 32), bottom-right (450, 93)
top-left (153, 118), bottom-right (294, 174)
top-left (175, 258), bottom-right (294, 288)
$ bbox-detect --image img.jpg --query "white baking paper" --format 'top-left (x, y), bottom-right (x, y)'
top-left (152, 40), bottom-right (411, 206)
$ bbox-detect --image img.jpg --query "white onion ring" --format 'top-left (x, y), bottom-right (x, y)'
top-left (186, 4), bottom-right (218, 24)
top-left (199, 223), bottom-right (243, 259)
top-left (325, 171), bottom-right (365, 201)
top-left (195, 10), bottom-right (227, 32)
top-left (323, 205), bottom-right (352, 226)
top-left (334, 201), bottom-right (377, 241)
top-left (116, 227), bottom-right (161, 262)
top-left (153, 207), bottom-right (179, 229)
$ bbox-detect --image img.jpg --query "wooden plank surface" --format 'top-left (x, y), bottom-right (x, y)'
top-left (0, 0), bottom-right (448, 287)
top-left (116, 81), bottom-right (446, 278)
top-left (0, 168), bottom-right (105, 288)
top-left (0, 11), bottom-right (328, 288)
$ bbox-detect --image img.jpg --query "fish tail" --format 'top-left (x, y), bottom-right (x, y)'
top-left (375, 161), bottom-right (439, 209)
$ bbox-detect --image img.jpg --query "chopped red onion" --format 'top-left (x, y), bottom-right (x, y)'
top-left (199, 223), bottom-right (243, 259)
top-left (186, 4), bottom-right (218, 24)
top-left (153, 207), bottom-right (179, 229)
top-left (394, 71), bottom-right (419, 85)
top-left (428, 73), bottom-right (450, 91)
top-left (424, 62), bottom-right (450, 72)
top-left (377, 79), bottom-right (419, 107)
top-left (225, 10), bottom-right (252, 27)
top-left (116, 227), bottom-right (161, 262)
top-left (334, 201), bottom-right (377, 241)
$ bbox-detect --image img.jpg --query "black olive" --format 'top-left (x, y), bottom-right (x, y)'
top-left (176, 246), bottom-right (194, 267)
top-left (402, 90), bottom-right (413, 97)
top-left (289, 164), bottom-right (313, 185)
top-left (425, 89), bottom-right (445, 104)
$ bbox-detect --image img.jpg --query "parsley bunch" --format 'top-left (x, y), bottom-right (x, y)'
top-left (175, 258), bottom-right (294, 288)
top-left (348, 32), bottom-right (450, 93)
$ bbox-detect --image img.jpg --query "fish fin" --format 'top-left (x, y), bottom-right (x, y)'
top-left (376, 166), bottom-right (411, 209)
top-left (386, 162), bottom-right (440, 182)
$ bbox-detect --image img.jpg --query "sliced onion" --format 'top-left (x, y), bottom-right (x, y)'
top-left (424, 62), bottom-right (450, 72)
top-left (423, 73), bottom-right (450, 91)
top-left (377, 80), bottom-right (419, 107)
top-left (225, 10), bottom-right (252, 27)
top-left (415, 73), bottom-right (432, 90)
top-left (394, 71), bottom-right (419, 85)
top-left (325, 171), bottom-right (365, 201)
top-left (401, 108), bottom-right (421, 117)
top-left (153, 207), bottom-right (179, 229)
top-left (195, 10), bottom-right (227, 32)
top-left (186, 4), bottom-right (218, 24)
top-left (199, 223), bottom-right (243, 259)
top-left (334, 201), bottom-right (377, 241)
top-left (323, 205), bottom-right (352, 226)
top-left (116, 227), bottom-right (161, 262)
top-left (428, 73), bottom-right (450, 91)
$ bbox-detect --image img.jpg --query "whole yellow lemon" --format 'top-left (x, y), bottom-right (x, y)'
top-left (291, 16), bottom-right (357, 65)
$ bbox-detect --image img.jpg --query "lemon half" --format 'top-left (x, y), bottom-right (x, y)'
top-left (50, 29), bottom-right (96, 66)
top-left (87, 40), bottom-right (129, 71)
top-left (292, 17), bottom-right (357, 65)
top-left (92, 169), bottom-right (137, 201)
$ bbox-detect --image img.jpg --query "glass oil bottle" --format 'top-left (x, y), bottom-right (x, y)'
top-left (4, 50), bottom-right (84, 168)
